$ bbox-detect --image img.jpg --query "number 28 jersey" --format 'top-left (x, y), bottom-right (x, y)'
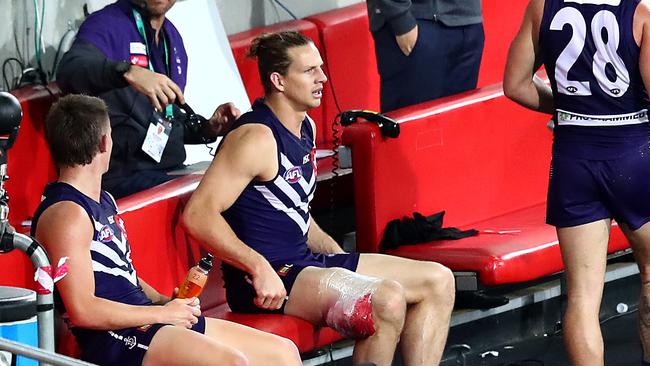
top-left (540, 0), bottom-right (650, 158)
top-left (540, 0), bottom-right (647, 125)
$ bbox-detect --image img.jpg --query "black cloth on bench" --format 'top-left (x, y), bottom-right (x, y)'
top-left (381, 211), bottom-right (478, 251)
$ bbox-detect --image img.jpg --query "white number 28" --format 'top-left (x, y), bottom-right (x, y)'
top-left (550, 7), bottom-right (630, 97)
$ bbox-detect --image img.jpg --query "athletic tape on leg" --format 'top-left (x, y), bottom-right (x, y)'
top-left (320, 269), bottom-right (380, 339)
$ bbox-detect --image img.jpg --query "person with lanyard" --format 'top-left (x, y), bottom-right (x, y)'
top-left (57, 0), bottom-right (241, 198)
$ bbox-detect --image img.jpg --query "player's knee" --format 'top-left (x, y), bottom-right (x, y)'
top-left (638, 266), bottom-right (650, 284)
top-left (222, 349), bottom-right (249, 366)
top-left (419, 263), bottom-right (454, 301)
top-left (269, 337), bottom-right (301, 365)
top-left (372, 280), bottom-right (406, 327)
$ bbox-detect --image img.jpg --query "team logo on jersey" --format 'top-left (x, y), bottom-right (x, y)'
top-left (98, 225), bottom-right (114, 243)
top-left (303, 154), bottom-right (310, 164)
top-left (284, 166), bottom-right (303, 183)
top-left (277, 264), bottom-right (294, 277)
top-left (124, 336), bottom-right (137, 350)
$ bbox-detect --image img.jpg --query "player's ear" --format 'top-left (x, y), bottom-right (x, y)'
top-left (270, 72), bottom-right (285, 92)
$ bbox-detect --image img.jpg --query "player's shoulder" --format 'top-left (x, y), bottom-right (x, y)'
top-left (637, 0), bottom-right (650, 19)
top-left (222, 123), bottom-right (276, 157)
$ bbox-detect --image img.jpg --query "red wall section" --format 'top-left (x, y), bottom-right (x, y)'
top-left (477, 0), bottom-right (529, 87)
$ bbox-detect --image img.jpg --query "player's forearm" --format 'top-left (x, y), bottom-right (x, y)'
top-left (504, 76), bottom-right (554, 115)
top-left (67, 296), bottom-right (164, 330)
top-left (139, 278), bottom-right (170, 305)
top-left (183, 211), bottom-right (269, 276)
top-left (307, 220), bottom-right (345, 254)
top-left (532, 75), bottom-right (555, 114)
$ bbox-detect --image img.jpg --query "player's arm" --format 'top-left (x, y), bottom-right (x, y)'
top-left (139, 278), bottom-right (170, 305)
top-left (636, 1), bottom-right (650, 93)
top-left (503, 0), bottom-right (554, 114)
top-left (182, 124), bottom-right (287, 310)
top-left (35, 202), bottom-right (200, 329)
top-left (307, 218), bottom-right (346, 254)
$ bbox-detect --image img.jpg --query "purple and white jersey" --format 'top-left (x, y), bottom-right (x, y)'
top-left (222, 99), bottom-right (317, 263)
top-left (32, 182), bottom-right (150, 307)
top-left (539, 0), bottom-right (650, 159)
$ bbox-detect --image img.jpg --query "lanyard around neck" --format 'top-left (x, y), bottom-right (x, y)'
top-left (132, 8), bottom-right (173, 118)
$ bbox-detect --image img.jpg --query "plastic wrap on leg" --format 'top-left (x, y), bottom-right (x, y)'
top-left (320, 269), bottom-right (380, 339)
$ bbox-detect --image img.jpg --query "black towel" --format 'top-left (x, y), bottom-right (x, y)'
top-left (381, 211), bottom-right (478, 251)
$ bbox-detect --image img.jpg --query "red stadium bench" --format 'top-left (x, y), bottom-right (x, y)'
top-left (342, 83), bottom-right (631, 289)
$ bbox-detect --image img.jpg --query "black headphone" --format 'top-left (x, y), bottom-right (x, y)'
top-left (176, 102), bottom-right (216, 144)
top-left (0, 92), bottom-right (22, 154)
top-left (339, 110), bottom-right (400, 138)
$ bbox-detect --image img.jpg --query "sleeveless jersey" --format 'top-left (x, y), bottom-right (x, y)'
top-left (539, 0), bottom-right (650, 159)
top-left (31, 182), bottom-right (150, 307)
top-left (222, 99), bottom-right (317, 263)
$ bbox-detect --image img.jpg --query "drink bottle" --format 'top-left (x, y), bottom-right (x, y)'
top-left (177, 253), bottom-right (213, 299)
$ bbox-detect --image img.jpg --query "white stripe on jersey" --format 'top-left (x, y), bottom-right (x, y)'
top-left (91, 259), bottom-right (138, 286)
top-left (275, 177), bottom-right (309, 213)
top-left (254, 184), bottom-right (310, 234)
top-left (90, 240), bottom-right (130, 269)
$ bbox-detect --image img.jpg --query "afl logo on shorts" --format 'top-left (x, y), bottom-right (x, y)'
top-left (284, 166), bottom-right (303, 183)
top-left (98, 225), bottom-right (114, 242)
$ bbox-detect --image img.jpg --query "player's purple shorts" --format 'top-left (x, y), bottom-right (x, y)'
top-left (223, 252), bottom-right (361, 314)
top-left (547, 142), bottom-right (650, 230)
top-left (74, 315), bottom-right (206, 366)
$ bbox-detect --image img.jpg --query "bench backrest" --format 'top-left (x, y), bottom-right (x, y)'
top-left (342, 84), bottom-right (553, 253)
top-left (117, 175), bottom-right (226, 310)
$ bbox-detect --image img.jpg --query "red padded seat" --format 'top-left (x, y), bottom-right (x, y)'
top-left (388, 204), bottom-right (630, 286)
